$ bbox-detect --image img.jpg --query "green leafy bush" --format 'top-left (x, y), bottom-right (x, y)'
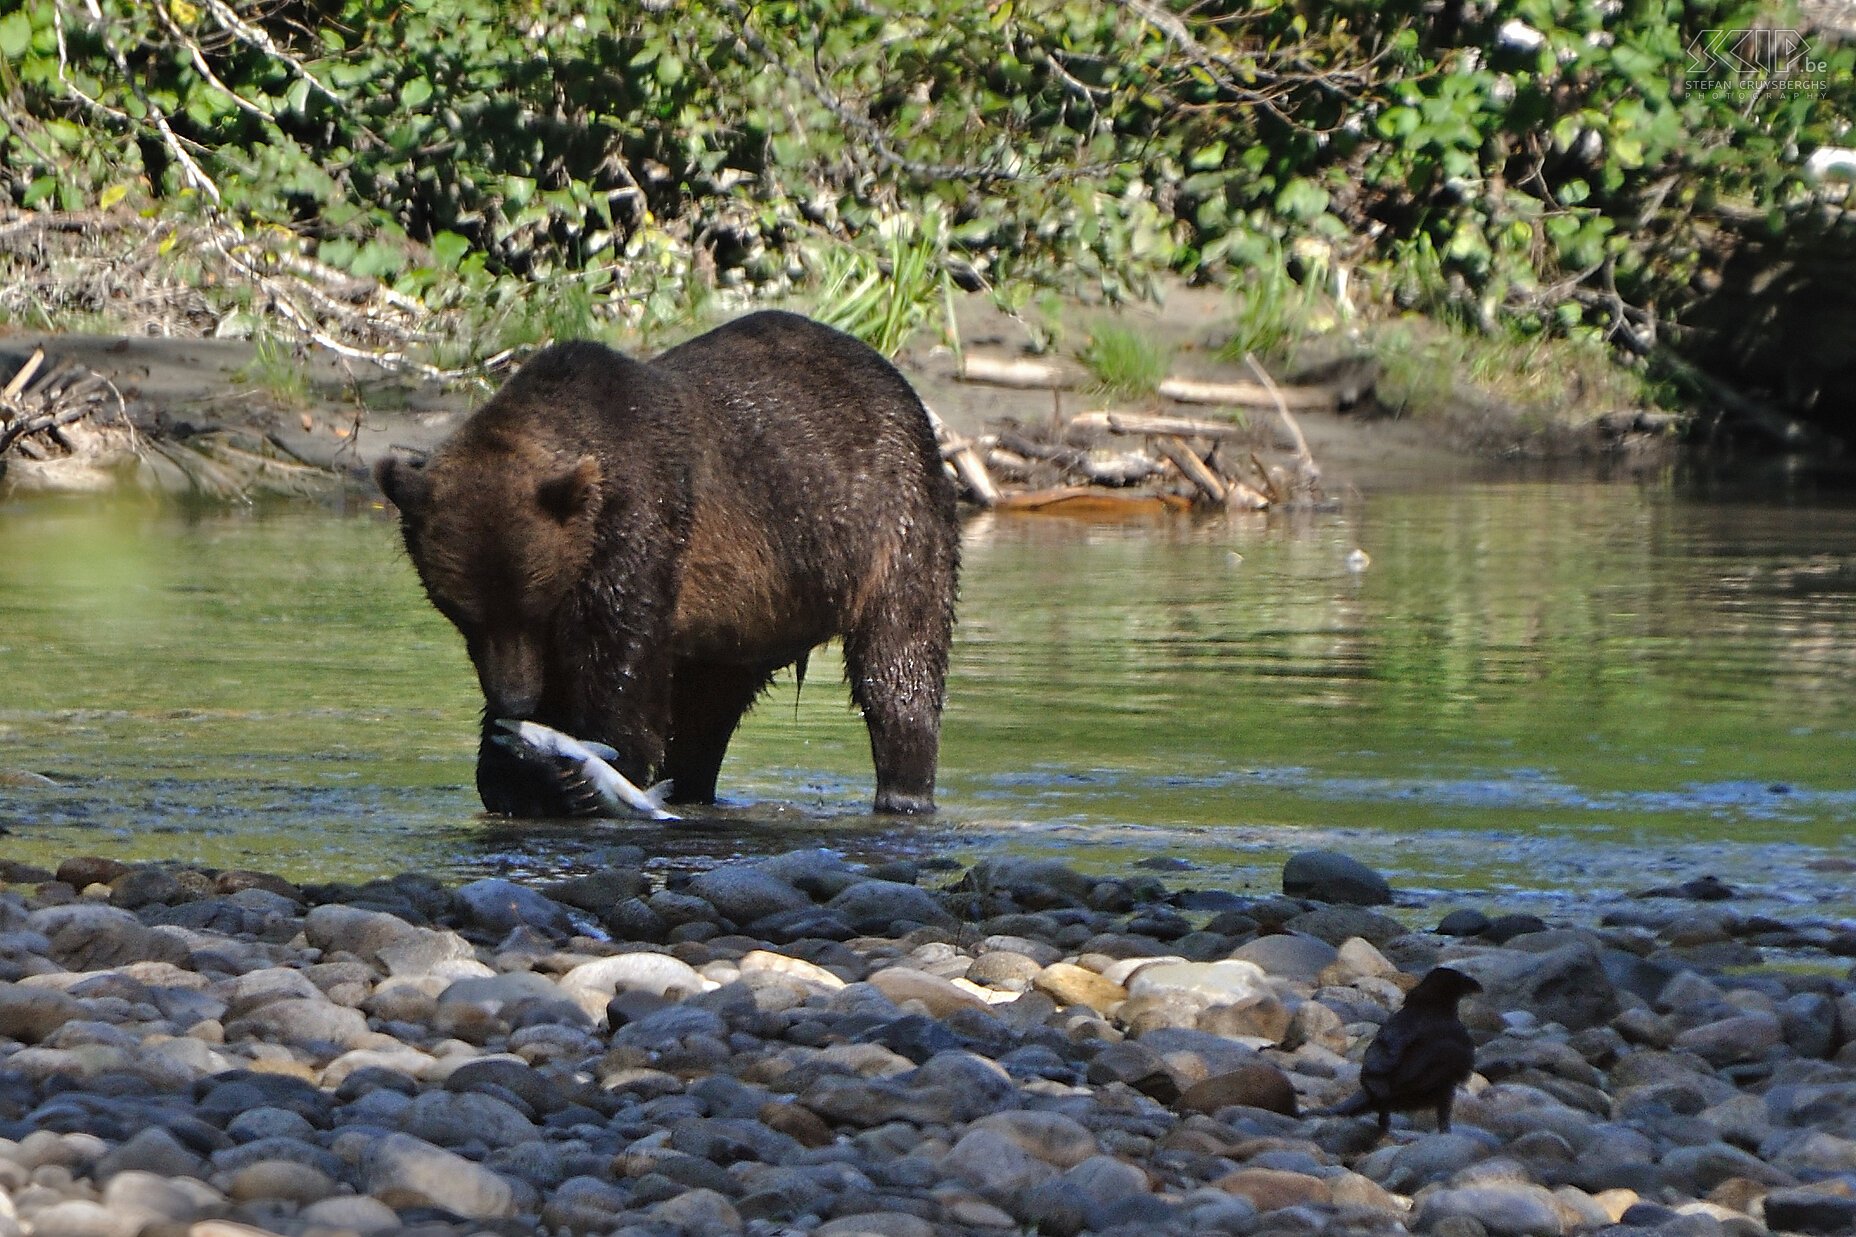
top-left (0, 0), bottom-right (1846, 373)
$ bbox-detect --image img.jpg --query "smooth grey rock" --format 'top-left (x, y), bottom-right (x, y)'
top-left (438, 969), bottom-right (563, 1012)
top-left (92, 1126), bottom-right (204, 1180)
top-left (211, 1136), bottom-right (345, 1179)
top-left (1062, 1153), bottom-right (1152, 1202)
top-left (1763, 1187), bottom-right (1856, 1235)
top-left (225, 1106), bottom-right (318, 1143)
top-left (1282, 850), bottom-right (1392, 906)
top-left (23, 1200), bottom-right (141, 1237)
top-left (968, 1110), bottom-right (1098, 1168)
top-left (1126, 959), bottom-right (1267, 1005)
top-left (647, 1186), bottom-right (743, 1232)
top-left (963, 856), bottom-right (1097, 906)
top-left (1671, 1012), bottom-right (1783, 1065)
top-left (226, 997), bottom-right (369, 1048)
top-left (541, 1175), bottom-right (634, 1232)
top-left (362, 1131), bottom-right (518, 1218)
top-left (690, 864), bottom-right (814, 924)
top-left (99, 1170), bottom-right (215, 1226)
top-left (753, 848), bottom-right (865, 898)
top-left (453, 877), bottom-right (576, 937)
top-left (398, 1088), bottom-right (540, 1149)
top-left (562, 951), bottom-right (707, 1000)
top-left (0, 986), bottom-right (82, 1043)
top-left (214, 966), bottom-right (325, 1019)
top-left (1460, 943), bottom-right (1621, 1032)
top-left (941, 1126), bottom-right (1060, 1196)
top-left (297, 1195), bottom-right (401, 1235)
top-left (303, 904), bottom-right (474, 975)
top-left (1416, 1183), bottom-right (1564, 1236)
top-left (26, 904), bottom-right (189, 969)
top-left (1229, 933), bottom-right (1339, 981)
top-left (1374, 1132), bottom-right (1498, 1192)
top-left (826, 880), bottom-right (956, 932)
top-left (1285, 904), bottom-right (1408, 946)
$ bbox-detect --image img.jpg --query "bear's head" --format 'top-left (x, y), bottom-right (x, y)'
top-left (377, 441), bottom-right (602, 720)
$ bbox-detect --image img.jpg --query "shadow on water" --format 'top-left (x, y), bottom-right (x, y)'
top-left (2, 470), bottom-right (1855, 923)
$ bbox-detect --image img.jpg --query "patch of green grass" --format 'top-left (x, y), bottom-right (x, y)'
top-left (1369, 315), bottom-right (1661, 423)
top-left (238, 332), bottom-right (311, 408)
top-left (805, 214), bottom-right (953, 358)
top-left (1080, 321), bottom-right (1171, 401)
top-left (1219, 257), bottom-right (1310, 369)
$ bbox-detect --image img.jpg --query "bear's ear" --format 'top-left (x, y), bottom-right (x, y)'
top-left (375, 454), bottom-right (432, 516)
top-left (536, 454), bottom-right (601, 524)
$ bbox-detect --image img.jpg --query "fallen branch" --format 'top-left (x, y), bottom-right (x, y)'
top-left (925, 406), bottom-right (1000, 507)
top-left (1071, 410), bottom-right (1250, 440)
top-left (1152, 435), bottom-right (1227, 505)
top-left (1156, 375), bottom-right (1339, 410)
top-left (1243, 353), bottom-right (1321, 495)
top-left (958, 353), bottom-right (1081, 390)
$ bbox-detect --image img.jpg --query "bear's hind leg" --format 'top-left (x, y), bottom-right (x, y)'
top-left (663, 661), bottom-right (774, 804)
top-left (844, 596), bottom-right (951, 815)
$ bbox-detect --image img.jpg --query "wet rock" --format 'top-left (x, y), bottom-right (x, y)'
top-left (452, 877), bottom-right (576, 937)
top-left (55, 857), bottom-right (129, 889)
top-left (1438, 908), bottom-right (1494, 936)
top-left (1282, 850), bottom-right (1392, 906)
top-left (689, 864), bottom-right (813, 924)
top-left (1286, 903), bottom-right (1409, 946)
top-left (826, 879), bottom-right (956, 933)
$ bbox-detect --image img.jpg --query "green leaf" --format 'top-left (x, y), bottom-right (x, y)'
top-left (0, 10), bottom-right (30, 59)
top-left (400, 77), bottom-right (433, 108)
top-left (431, 230), bottom-right (469, 269)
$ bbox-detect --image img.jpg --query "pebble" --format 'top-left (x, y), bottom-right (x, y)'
top-left (0, 847), bottom-right (1848, 1235)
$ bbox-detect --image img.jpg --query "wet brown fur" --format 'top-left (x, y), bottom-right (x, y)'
top-left (377, 311), bottom-right (960, 816)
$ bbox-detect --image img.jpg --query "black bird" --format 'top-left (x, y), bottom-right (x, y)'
top-left (1322, 966), bottom-right (1483, 1134)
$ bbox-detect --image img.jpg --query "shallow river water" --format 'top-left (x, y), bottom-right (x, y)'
top-left (3, 469), bottom-right (1854, 925)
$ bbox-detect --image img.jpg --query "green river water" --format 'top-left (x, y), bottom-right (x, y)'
top-left (2, 473), bottom-right (1853, 922)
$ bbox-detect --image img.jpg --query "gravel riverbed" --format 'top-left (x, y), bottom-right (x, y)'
top-left (0, 845), bottom-right (1852, 1237)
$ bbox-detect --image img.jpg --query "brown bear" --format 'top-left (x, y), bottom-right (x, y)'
top-left (376, 310), bottom-right (960, 817)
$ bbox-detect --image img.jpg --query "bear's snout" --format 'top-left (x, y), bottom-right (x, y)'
top-left (478, 632), bottom-right (546, 720)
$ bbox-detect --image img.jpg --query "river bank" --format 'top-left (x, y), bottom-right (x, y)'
top-left (0, 281), bottom-right (1683, 506)
top-left (0, 846), bottom-right (1851, 1237)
